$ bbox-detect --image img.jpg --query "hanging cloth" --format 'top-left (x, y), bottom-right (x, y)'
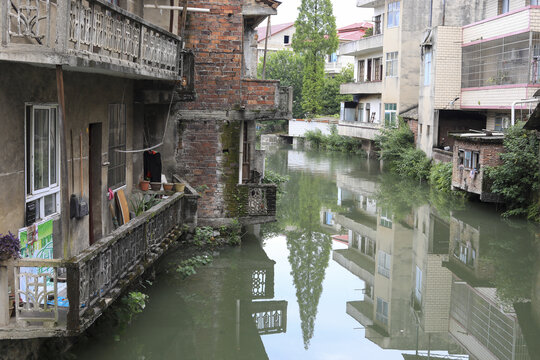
top-left (144, 151), bottom-right (162, 182)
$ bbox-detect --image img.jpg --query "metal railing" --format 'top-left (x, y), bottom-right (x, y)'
top-left (2, 0), bottom-right (182, 78)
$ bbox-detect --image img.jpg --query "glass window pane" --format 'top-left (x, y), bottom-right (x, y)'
top-left (44, 193), bottom-right (56, 217)
top-left (50, 108), bottom-right (57, 185)
top-left (34, 109), bottom-right (49, 191)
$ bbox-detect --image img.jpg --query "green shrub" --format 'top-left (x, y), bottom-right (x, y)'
top-left (429, 162), bottom-right (453, 193)
top-left (374, 119), bottom-right (415, 170)
top-left (305, 126), bottom-right (365, 155)
top-left (395, 148), bottom-right (431, 182)
top-left (486, 124), bottom-right (539, 219)
top-left (176, 254), bottom-right (214, 278)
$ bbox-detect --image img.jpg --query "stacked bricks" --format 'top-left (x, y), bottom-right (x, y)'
top-left (241, 79), bottom-right (278, 109)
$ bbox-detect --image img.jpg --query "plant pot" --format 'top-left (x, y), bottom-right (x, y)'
top-left (150, 182), bottom-right (162, 191)
top-left (163, 183), bottom-right (174, 191)
top-left (174, 183), bottom-right (185, 193)
top-left (139, 180), bottom-right (150, 191)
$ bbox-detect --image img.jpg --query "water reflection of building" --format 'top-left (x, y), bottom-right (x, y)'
top-left (332, 176), bottom-right (456, 352)
top-left (449, 281), bottom-right (529, 360)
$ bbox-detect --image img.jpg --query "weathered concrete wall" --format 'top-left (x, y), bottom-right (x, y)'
top-left (289, 119), bottom-right (333, 137)
top-left (0, 62), bottom-right (136, 257)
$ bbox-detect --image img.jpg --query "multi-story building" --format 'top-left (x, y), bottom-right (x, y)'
top-left (0, 0), bottom-right (290, 340)
top-left (338, 0), bottom-right (491, 157)
top-left (257, 22), bottom-right (371, 76)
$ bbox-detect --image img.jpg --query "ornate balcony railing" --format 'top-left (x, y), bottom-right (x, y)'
top-left (0, 191), bottom-right (198, 339)
top-left (251, 300), bottom-right (287, 335)
top-left (1, 0), bottom-right (183, 80)
top-left (236, 183), bottom-right (277, 223)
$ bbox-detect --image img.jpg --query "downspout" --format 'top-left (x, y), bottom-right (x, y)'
top-left (442, 0), bottom-right (446, 26)
top-left (511, 99), bottom-right (539, 126)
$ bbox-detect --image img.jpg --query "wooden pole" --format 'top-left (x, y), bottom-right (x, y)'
top-left (262, 16), bottom-right (271, 80)
top-left (56, 65), bottom-right (71, 259)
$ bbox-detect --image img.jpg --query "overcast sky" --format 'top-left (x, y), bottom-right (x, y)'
top-left (271, 0), bottom-right (374, 27)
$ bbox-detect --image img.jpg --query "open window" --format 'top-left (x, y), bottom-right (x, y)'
top-left (25, 104), bottom-right (60, 223)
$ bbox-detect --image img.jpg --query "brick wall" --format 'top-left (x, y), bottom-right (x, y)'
top-left (407, 118), bottom-right (419, 145)
top-left (451, 138), bottom-right (504, 195)
top-left (241, 79), bottom-right (278, 109)
top-left (181, 0), bottom-right (244, 111)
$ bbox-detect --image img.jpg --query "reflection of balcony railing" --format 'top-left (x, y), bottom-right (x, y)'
top-left (0, 191), bottom-right (198, 338)
top-left (1, 0), bottom-right (182, 80)
top-left (251, 300), bottom-right (287, 335)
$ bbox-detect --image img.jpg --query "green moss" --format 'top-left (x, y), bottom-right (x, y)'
top-left (220, 121), bottom-right (247, 217)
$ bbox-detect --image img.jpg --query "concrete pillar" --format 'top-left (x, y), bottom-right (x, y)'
top-left (0, 264), bottom-right (8, 326)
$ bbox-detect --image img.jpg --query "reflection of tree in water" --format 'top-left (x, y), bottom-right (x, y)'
top-left (285, 173), bottom-right (332, 349)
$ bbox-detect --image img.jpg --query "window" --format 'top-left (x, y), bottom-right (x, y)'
top-left (108, 104), bottom-right (126, 189)
top-left (458, 149), bottom-right (480, 170)
top-left (533, 0), bottom-right (539, 5)
top-left (284, 35), bottom-right (290, 44)
top-left (376, 297), bottom-right (389, 325)
top-left (329, 53), bottom-right (338, 63)
top-left (373, 14), bottom-right (382, 35)
top-left (424, 49), bottom-right (432, 85)
top-left (494, 115), bottom-right (509, 131)
top-left (358, 60), bottom-right (365, 82)
top-left (26, 105), bottom-right (60, 221)
top-left (358, 103), bottom-right (364, 122)
top-left (380, 207), bottom-right (393, 228)
top-left (419, 124), bottom-right (423, 134)
top-left (385, 52), bottom-right (398, 77)
top-left (427, 125), bottom-right (430, 136)
top-left (387, 1), bottom-right (400, 28)
top-left (373, 57), bottom-right (383, 80)
top-left (384, 103), bottom-right (397, 127)
top-left (378, 251), bottom-right (391, 278)
top-left (365, 103), bottom-right (371, 123)
top-left (499, 0), bottom-right (509, 14)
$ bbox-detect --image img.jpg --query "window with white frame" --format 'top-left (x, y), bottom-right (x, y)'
top-left (284, 35), bottom-right (290, 45)
top-left (387, 1), bottom-right (400, 28)
top-left (384, 103), bottom-right (397, 127)
top-left (458, 149), bottom-right (480, 170)
top-left (380, 207), bottom-right (393, 228)
top-left (424, 49), bottom-right (432, 85)
top-left (376, 297), bottom-right (389, 325)
top-left (26, 105), bottom-right (60, 221)
top-left (378, 250), bottom-right (391, 278)
top-left (385, 52), bottom-right (398, 77)
top-left (499, 0), bottom-right (509, 14)
top-left (108, 104), bottom-right (126, 189)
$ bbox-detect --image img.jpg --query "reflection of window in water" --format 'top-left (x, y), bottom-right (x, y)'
top-left (376, 297), bottom-right (389, 325)
top-left (363, 285), bottom-right (373, 300)
top-left (352, 233), bottom-right (359, 249)
top-left (453, 239), bottom-right (476, 267)
top-left (361, 236), bottom-right (376, 258)
top-left (378, 251), bottom-right (391, 278)
top-left (415, 266), bottom-right (422, 304)
top-left (380, 208), bottom-right (393, 228)
top-left (323, 212), bottom-right (334, 225)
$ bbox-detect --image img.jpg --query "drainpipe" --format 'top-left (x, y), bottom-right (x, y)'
top-left (511, 98), bottom-right (540, 126)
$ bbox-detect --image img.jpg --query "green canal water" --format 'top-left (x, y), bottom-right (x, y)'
top-left (64, 148), bottom-right (539, 360)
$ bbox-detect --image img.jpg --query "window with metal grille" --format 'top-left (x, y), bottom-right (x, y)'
top-left (107, 104), bottom-right (126, 189)
top-left (461, 32), bottom-right (536, 88)
top-left (387, 1), bottom-right (400, 28)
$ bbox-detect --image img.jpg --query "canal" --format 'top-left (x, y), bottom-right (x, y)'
top-left (62, 147), bottom-right (539, 359)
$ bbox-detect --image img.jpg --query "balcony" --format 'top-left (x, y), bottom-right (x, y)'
top-left (236, 183), bottom-right (277, 225)
top-left (340, 81), bottom-right (382, 95)
top-left (0, 189), bottom-right (199, 339)
top-left (339, 34), bottom-right (383, 56)
top-left (241, 79), bottom-right (293, 120)
top-left (0, 0), bottom-right (183, 80)
top-left (356, 0), bottom-right (385, 8)
top-left (338, 121), bottom-right (382, 141)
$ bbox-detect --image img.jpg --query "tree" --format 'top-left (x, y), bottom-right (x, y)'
top-left (319, 64), bottom-right (354, 116)
top-left (258, 50), bottom-right (305, 118)
top-left (292, 0), bottom-right (339, 115)
top-left (486, 123), bottom-right (540, 220)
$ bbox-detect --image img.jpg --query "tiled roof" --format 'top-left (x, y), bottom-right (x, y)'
top-left (257, 22), bottom-right (294, 42)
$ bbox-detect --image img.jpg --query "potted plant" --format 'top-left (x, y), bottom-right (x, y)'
top-left (163, 183), bottom-right (174, 191)
top-left (0, 232), bottom-right (20, 261)
top-left (139, 177), bottom-right (150, 191)
top-left (150, 182), bottom-right (162, 191)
